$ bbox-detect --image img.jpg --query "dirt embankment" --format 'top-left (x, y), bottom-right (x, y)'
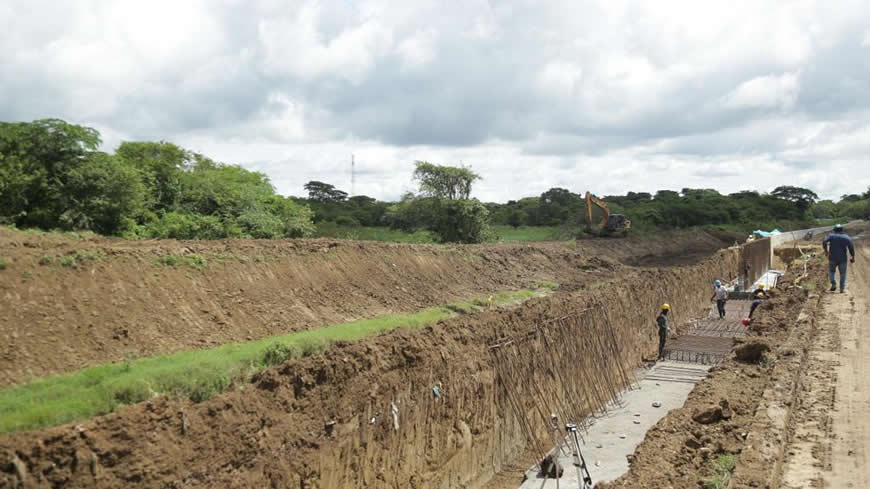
top-left (0, 228), bottom-right (730, 386)
top-left (0, 247), bottom-right (738, 489)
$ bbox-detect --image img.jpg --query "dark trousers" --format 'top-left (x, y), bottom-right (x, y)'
top-left (829, 261), bottom-right (848, 290)
top-left (658, 328), bottom-right (667, 359)
top-left (749, 299), bottom-right (761, 318)
top-left (716, 300), bottom-right (726, 318)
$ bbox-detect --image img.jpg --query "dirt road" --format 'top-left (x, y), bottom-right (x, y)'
top-left (781, 238), bottom-right (870, 488)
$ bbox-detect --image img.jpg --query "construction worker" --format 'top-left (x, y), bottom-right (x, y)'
top-left (822, 224), bottom-right (856, 293)
top-left (749, 291), bottom-right (764, 319)
top-left (656, 304), bottom-right (670, 360)
top-left (711, 280), bottom-right (728, 319)
top-left (751, 283), bottom-right (765, 298)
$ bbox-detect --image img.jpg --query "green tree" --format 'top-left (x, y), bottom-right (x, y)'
top-left (116, 141), bottom-right (191, 212)
top-left (434, 199), bottom-right (490, 243)
top-left (0, 119), bottom-right (101, 229)
top-left (771, 186), bottom-right (818, 213)
top-left (412, 161), bottom-right (480, 200)
top-left (304, 181), bottom-right (348, 202)
top-left (59, 153), bottom-right (145, 234)
top-left (810, 200), bottom-right (837, 219)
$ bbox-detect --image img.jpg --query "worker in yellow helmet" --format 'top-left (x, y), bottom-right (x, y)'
top-left (749, 291), bottom-right (765, 319)
top-left (656, 304), bottom-right (671, 360)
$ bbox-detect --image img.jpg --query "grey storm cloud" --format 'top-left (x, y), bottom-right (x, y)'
top-left (1, 0), bottom-right (870, 201)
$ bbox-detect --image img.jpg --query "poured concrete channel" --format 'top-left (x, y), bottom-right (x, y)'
top-left (518, 362), bottom-right (710, 488)
top-left (517, 301), bottom-right (749, 488)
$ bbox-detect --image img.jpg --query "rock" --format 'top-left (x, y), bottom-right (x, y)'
top-left (619, 434), bottom-right (627, 439)
top-left (692, 405), bottom-right (723, 424)
top-left (633, 420), bottom-right (641, 424)
top-left (720, 399), bottom-right (733, 420)
top-left (685, 438), bottom-right (703, 449)
top-left (734, 341), bottom-right (771, 363)
top-left (11, 455), bottom-right (28, 483)
top-left (652, 401), bottom-right (662, 408)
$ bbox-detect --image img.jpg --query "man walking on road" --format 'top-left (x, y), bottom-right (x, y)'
top-left (823, 224), bottom-right (856, 293)
top-left (711, 280), bottom-right (728, 319)
top-left (656, 304), bottom-right (670, 360)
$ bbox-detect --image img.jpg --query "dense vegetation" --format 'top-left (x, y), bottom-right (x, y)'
top-left (2, 119), bottom-right (867, 243)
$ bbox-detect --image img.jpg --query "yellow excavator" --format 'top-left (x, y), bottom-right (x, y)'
top-left (584, 192), bottom-right (631, 237)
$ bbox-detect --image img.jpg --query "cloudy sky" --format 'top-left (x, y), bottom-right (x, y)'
top-left (2, 0), bottom-right (869, 202)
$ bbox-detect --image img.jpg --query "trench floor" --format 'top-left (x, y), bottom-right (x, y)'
top-left (518, 301), bottom-right (750, 488)
top-left (518, 361), bottom-right (710, 488)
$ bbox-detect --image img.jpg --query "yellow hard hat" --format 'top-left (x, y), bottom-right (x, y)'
top-left (661, 303), bottom-right (671, 311)
top-left (758, 284), bottom-right (765, 289)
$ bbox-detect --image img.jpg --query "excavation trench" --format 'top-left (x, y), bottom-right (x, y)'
top-left (507, 298), bottom-right (752, 489)
top-left (0, 247), bottom-right (739, 489)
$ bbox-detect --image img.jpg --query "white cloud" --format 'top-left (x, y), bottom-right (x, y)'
top-left (396, 29), bottom-right (438, 72)
top-left (1, 0), bottom-right (869, 202)
top-left (723, 73), bottom-right (800, 110)
top-left (258, 3), bottom-right (393, 83)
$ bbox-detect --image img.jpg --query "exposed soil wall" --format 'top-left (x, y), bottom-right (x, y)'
top-left (0, 228), bottom-right (729, 386)
top-left (0, 249), bottom-right (738, 489)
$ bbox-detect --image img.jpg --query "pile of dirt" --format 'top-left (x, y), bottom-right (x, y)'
top-left (0, 228), bottom-right (729, 386)
top-left (0, 246), bottom-right (739, 489)
top-left (597, 257), bottom-right (828, 489)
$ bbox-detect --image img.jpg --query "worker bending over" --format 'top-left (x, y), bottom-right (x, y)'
top-left (656, 304), bottom-right (670, 360)
top-left (822, 224), bottom-right (856, 293)
top-left (749, 285), bottom-right (765, 319)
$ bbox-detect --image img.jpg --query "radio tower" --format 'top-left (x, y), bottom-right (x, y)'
top-left (351, 154), bottom-right (355, 197)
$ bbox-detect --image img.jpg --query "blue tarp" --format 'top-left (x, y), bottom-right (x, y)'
top-left (752, 229), bottom-right (782, 237)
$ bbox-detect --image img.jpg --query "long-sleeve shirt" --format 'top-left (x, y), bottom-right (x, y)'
top-left (713, 286), bottom-right (728, 300)
top-left (656, 313), bottom-right (668, 331)
top-left (822, 232), bottom-right (855, 264)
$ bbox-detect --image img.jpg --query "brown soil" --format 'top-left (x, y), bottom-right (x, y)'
top-left (0, 228), bottom-right (729, 386)
top-left (0, 240), bottom-right (738, 488)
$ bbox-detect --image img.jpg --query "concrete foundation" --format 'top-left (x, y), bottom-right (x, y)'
top-left (518, 362), bottom-right (710, 488)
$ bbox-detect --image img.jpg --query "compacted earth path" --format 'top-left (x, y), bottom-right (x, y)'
top-left (781, 236), bottom-right (870, 488)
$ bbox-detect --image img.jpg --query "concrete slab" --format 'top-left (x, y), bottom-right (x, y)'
top-left (518, 361), bottom-right (710, 489)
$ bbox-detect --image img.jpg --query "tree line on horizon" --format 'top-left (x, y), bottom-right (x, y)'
top-left (1, 119), bottom-right (867, 243)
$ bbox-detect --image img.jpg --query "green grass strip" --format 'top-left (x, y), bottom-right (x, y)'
top-left (0, 287), bottom-right (553, 434)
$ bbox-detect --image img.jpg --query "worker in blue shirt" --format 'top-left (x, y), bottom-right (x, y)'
top-left (822, 224), bottom-right (856, 293)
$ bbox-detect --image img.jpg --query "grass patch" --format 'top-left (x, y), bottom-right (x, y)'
top-left (156, 254), bottom-right (208, 270)
top-left (0, 257), bottom-right (8, 270)
top-left (0, 289), bottom-right (544, 434)
top-left (703, 454), bottom-right (737, 489)
top-left (492, 225), bottom-right (565, 242)
top-left (803, 282), bottom-right (817, 291)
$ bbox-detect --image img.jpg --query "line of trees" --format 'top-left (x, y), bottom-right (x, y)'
top-left (0, 119), bottom-right (314, 239)
top-left (3, 119), bottom-right (868, 243)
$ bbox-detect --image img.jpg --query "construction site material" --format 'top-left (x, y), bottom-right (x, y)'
top-left (593, 247), bottom-right (831, 489)
top-left (518, 362), bottom-right (709, 488)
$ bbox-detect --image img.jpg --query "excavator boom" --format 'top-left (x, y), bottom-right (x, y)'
top-left (584, 192), bottom-right (631, 237)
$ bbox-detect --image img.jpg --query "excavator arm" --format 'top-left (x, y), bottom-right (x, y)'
top-left (585, 192), bottom-right (610, 228)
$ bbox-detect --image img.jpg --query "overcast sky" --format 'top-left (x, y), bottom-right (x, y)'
top-left (2, 1), bottom-right (869, 202)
